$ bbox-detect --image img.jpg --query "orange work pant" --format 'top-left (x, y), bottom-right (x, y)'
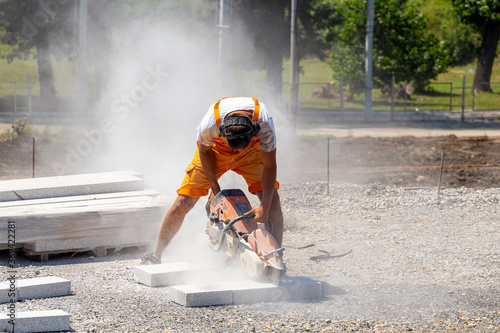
top-left (177, 138), bottom-right (279, 197)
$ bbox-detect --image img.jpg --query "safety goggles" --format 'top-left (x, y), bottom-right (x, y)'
top-left (225, 128), bottom-right (253, 140)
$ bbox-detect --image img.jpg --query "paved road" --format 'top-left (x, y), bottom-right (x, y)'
top-left (298, 121), bottom-right (500, 137)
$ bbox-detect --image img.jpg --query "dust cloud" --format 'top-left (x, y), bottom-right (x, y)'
top-left (59, 6), bottom-right (293, 280)
top-left (72, 15), bottom-right (292, 193)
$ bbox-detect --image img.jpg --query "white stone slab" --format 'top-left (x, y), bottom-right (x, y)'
top-left (169, 276), bottom-right (323, 307)
top-left (1, 196), bottom-right (155, 213)
top-left (1, 195), bottom-right (157, 217)
top-left (0, 277), bottom-right (71, 304)
top-left (226, 280), bottom-right (278, 304)
top-left (0, 201), bottom-right (165, 246)
top-left (0, 282), bottom-right (16, 305)
top-left (23, 234), bottom-right (157, 252)
top-left (134, 262), bottom-right (224, 287)
top-left (169, 283), bottom-right (234, 307)
top-left (0, 190), bottom-right (160, 208)
top-left (17, 276), bottom-right (71, 301)
top-left (0, 309), bottom-right (70, 333)
top-left (0, 171), bottom-right (144, 201)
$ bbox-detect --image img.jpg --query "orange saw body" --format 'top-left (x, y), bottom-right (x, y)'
top-left (206, 189), bottom-right (285, 285)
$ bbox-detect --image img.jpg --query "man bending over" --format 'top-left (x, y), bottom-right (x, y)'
top-left (141, 96), bottom-right (283, 264)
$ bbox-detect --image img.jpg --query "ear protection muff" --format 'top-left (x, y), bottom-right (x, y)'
top-left (253, 121), bottom-right (261, 136)
top-left (219, 116), bottom-right (261, 138)
top-left (215, 97), bottom-right (261, 138)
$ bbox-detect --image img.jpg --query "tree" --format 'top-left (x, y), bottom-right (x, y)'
top-left (88, 1), bottom-right (117, 100)
top-left (327, 0), bottom-right (450, 92)
top-left (451, 0), bottom-right (500, 92)
top-left (324, 0), bottom-right (364, 93)
top-left (424, 1), bottom-right (480, 66)
top-left (229, 0), bottom-right (287, 100)
top-left (230, 0), bottom-right (338, 100)
top-left (0, 0), bottom-right (74, 102)
top-left (296, 0), bottom-right (341, 61)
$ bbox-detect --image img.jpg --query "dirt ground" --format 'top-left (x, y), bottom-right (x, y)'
top-left (1, 126), bottom-right (500, 189)
top-left (280, 134), bottom-right (500, 189)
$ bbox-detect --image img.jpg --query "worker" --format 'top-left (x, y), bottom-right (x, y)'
top-left (140, 96), bottom-right (283, 265)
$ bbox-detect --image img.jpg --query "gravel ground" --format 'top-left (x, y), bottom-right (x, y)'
top-left (1, 181), bottom-right (499, 332)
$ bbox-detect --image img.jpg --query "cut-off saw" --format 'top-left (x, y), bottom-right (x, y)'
top-left (206, 189), bottom-right (285, 285)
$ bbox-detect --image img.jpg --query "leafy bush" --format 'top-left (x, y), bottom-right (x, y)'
top-left (11, 117), bottom-right (33, 138)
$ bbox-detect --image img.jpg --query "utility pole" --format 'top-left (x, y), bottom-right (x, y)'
top-left (289, 0), bottom-right (298, 131)
top-left (364, 0), bottom-right (374, 120)
top-left (216, 0), bottom-right (232, 93)
top-left (78, 0), bottom-right (87, 113)
top-left (72, 0), bottom-right (78, 88)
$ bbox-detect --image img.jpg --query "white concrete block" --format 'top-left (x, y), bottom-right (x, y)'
top-left (231, 280), bottom-right (280, 304)
top-left (23, 233), bottom-right (157, 252)
top-left (17, 276), bottom-right (71, 301)
top-left (0, 282), bottom-right (16, 304)
top-left (136, 261), bottom-right (322, 307)
top-left (0, 171), bottom-right (144, 201)
top-left (0, 190), bottom-right (160, 208)
top-left (134, 262), bottom-right (223, 287)
top-left (169, 283), bottom-right (234, 307)
top-left (0, 277), bottom-right (71, 304)
top-left (169, 276), bottom-right (323, 307)
top-left (0, 309), bottom-right (70, 333)
top-left (0, 199), bottom-right (165, 247)
top-left (3, 195), bottom-right (154, 212)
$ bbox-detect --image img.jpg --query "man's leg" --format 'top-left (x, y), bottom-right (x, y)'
top-left (256, 189), bottom-right (283, 246)
top-left (153, 195), bottom-right (199, 258)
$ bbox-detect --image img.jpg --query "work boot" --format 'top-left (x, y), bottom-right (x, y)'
top-left (139, 252), bottom-right (161, 265)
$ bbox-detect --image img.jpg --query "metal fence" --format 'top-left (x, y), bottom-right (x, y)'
top-left (285, 76), bottom-right (500, 116)
top-left (0, 75), bottom-right (32, 113)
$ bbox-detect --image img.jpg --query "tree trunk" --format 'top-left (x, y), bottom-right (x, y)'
top-left (33, 0), bottom-right (56, 103)
top-left (88, 1), bottom-right (112, 100)
top-left (264, 1), bottom-right (287, 102)
top-left (473, 20), bottom-right (500, 93)
top-left (36, 27), bottom-right (57, 102)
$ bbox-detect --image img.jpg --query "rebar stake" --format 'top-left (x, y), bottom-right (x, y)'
top-left (437, 151), bottom-right (445, 197)
top-left (327, 137), bottom-right (330, 196)
top-left (32, 136), bottom-right (35, 178)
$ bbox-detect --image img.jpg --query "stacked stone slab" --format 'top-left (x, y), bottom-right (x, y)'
top-left (0, 171), bottom-right (168, 257)
top-left (0, 171), bottom-right (145, 201)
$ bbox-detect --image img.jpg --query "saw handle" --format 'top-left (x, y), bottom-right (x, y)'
top-left (241, 213), bottom-right (273, 233)
top-left (231, 214), bottom-right (254, 224)
top-left (229, 215), bottom-right (274, 235)
top-left (210, 214), bottom-right (254, 252)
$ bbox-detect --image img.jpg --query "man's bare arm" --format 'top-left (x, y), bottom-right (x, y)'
top-left (247, 149), bottom-right (277, 222)
top-left (199, 144), bottom-right (221, 196)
